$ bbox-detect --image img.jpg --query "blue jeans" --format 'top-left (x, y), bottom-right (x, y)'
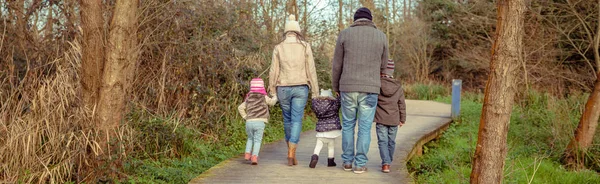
top-left (340, 92), bottom-right (378, 167)
top-left (376, 123), bottom-right (398, 165)
top-left (245, 121), bottom-right (265, 156)
top-left (277, 85), bottom-right (308, 144)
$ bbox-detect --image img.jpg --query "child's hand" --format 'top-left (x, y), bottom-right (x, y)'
top-left (399, 122), bottom-right (405, 127)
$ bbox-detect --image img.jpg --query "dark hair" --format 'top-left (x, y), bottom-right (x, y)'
top-left (282, 31), bottom-right (306, 46)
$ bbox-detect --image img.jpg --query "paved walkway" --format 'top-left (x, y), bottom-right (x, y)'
top-left (189, 100), bottom-right (452, 184)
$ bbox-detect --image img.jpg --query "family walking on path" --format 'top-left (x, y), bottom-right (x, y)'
top-left (237, 7), bottom-right (406, 174)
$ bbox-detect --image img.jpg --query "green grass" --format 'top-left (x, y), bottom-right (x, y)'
top-left (407, 89), bottom-right (600, 184)
top-left (123, 106), bottom-right (317, 183)
top-left (405, 83), bottom-right (449, 100)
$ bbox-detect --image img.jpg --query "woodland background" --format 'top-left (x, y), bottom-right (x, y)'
top-left (0, 0), bottom-right (599, 183)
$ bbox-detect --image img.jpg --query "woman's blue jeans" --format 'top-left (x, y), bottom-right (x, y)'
top-left (277, 85), bottom-right (309, 144)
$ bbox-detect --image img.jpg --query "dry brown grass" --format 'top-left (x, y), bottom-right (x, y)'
top-left (0, 41), bottom-right (135, 183)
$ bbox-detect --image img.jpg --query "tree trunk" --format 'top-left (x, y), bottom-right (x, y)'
top-left (44, 2), bottom-right (53, 41)
top-left (294, 0), bottom-right (299, 20)
top-left (564, 74), bottom-right (600, 169)
top-left (392, 0), bottom-right (397, 21)
top-left (64, 0), bottom-right (77, 40)
top-left (386, 0), bottom-right (390, 36)
top-left (10, 0), bottom-right (26, 46)
top-left (80, 0), bottom-right (106, 110)
top-left (303, 0), bottom-right (307, 36)
top-left (408, 0), bottom-right (411, 19)
top-left (338, 0), bottom-right (344, 31)
top-left (259, 0), bottom-right (273, 39)
top-left (97, 0), bottom-right (138, 130)
top-left (470, 0), bottom-right (525, 183)
top-left (563, 0), bottom-right (600, 169)
top-left (359, 0), bottom-right (375, 11)
top-left (403, 0), bottom-right (407, 20)
top-left (95, 0), bottom-right (138, 180)
top-left (287, 0), bottom-right (298, 21)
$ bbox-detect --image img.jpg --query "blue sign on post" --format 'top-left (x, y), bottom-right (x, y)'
top-left (451, 79), bottom-right (462, 120)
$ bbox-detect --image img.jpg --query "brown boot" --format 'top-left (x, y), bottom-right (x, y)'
top-left (288, 143), bottom-right (297, 166)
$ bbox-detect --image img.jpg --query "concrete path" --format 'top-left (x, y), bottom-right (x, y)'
top-left (189, 100), bottom-right (452, 184)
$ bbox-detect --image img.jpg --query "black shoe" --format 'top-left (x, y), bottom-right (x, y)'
top-left (309, 154), bottom-right (318, 168)
top-left (327, 158), bottom-right (337, 167)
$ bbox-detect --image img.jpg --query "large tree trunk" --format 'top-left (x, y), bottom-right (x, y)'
top-left (97, 0), bottom-right (138, 131)
top-left (470, 0), bottom-right (525, 183)
top-left (80, 0), bottom-right (106, 110)
top-left (95, 0), bottom-right (138, 180)
top-left (563, 1), bottom-right (600, 169)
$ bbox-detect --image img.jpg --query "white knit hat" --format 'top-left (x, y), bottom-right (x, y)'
top-left (284, 15), bottom-right (301, 33)
top-left (320, 89), bottom-right (333, 97)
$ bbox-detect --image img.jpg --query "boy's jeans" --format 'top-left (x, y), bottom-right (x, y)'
top-left (340, 92), bottom-right (378, 167)
top-left (376, 123), bottom-right (398, 165)
top-left (245, 121), bottom-right (266, 156)
top-left (277, 85), bottom-right (309, 144)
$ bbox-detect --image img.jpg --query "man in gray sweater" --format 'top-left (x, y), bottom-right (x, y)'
top-left (331, 7), bottom-right (389, 174)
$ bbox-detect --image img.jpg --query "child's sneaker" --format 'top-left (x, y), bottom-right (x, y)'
top-left (343, 163), bottom-right (352, 171)
top-left (244, 153), bottom-right (251, 161)
top-left (382, 164), bottom-right (390, 173)
top-left (353, 166), bottom-right (367, 174)
top-left (251, 155), bottom-right (259, 165)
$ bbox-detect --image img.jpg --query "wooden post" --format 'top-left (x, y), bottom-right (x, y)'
top-left (451, 79), bottom-right (462, 120)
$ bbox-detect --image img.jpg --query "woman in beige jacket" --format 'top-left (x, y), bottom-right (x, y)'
top-left (268, 15), bottom-right (319, 166)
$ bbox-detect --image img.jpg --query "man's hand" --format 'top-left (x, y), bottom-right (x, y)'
top-left (399, 122), bottom-right (405, 127)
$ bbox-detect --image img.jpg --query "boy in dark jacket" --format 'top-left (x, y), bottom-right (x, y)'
top-left (374, 59), bottom-right (406, 173)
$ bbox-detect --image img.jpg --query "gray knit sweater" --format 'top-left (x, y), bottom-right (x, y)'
top-left (331, 19), bottom-right (389, 94)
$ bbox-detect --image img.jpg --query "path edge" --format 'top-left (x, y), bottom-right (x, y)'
top-left (404, 118), bottom-right (454, 181)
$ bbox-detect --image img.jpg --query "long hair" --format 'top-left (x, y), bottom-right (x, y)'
top-left (281, 31), bottom-right (307, 47)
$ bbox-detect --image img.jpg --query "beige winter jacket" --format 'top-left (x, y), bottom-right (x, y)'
top-left (268, 33), bottom-right (319, 97)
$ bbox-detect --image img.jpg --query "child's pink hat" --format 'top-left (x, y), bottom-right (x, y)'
top-left (249, 78), bottom-right (267, 95)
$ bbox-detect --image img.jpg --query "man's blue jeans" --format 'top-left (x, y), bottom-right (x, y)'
top-left (376, 123), bottom-right (398, 165)
top-left (340, 92), bottom-right (378, 167)
top-left (277, 85), bottom-right (308, 144)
